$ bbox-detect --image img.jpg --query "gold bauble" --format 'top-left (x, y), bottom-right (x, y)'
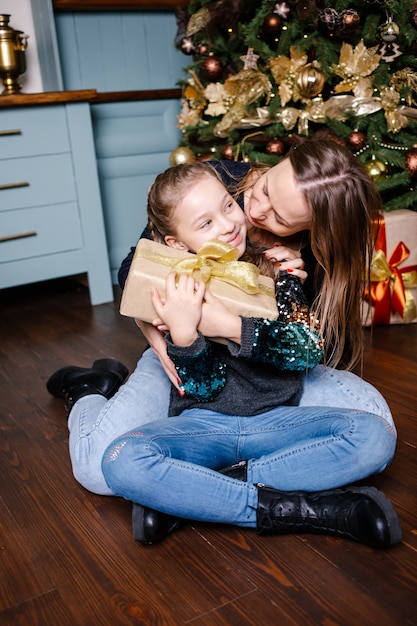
top-left (296, 63), bottom-right (325, 99)
top-left (364, 157), bottom-right (387, 181)
top-left (169, 146), bottom-right (196, 166)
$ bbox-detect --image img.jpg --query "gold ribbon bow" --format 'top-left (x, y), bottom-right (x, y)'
top-left (139, 240), bottom-right (275, 298)
top-left (364, 220), bottom-right (417, 324)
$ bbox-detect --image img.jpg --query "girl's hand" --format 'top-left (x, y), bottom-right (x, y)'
top-left (199, 290), bottom-right (242, 344)
top-left (151, 272), bottom-right (206, 346)
top-left (263, 244), bottom-right (307, 282)
top-left (134, 319), bottom-right (180, 390)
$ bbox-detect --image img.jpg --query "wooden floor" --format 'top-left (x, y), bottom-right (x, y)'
top-left (0, 276), bottom-right (416, 626)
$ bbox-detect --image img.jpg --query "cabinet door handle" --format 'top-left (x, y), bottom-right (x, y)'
top-left (0, 129), bottom-right (22, 136)
top-left (0, 181), bottom-right (30, 190)
top-left (0, 231), bottom-right (37, 243)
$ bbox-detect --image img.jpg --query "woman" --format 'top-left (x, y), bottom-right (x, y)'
top-left (99, 159), bottom-right (399, 548)
top-left (47, 142), bottom-right (396, 542)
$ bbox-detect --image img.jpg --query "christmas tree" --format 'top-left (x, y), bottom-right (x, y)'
top-left (171, 0), bottom-right (417, 212)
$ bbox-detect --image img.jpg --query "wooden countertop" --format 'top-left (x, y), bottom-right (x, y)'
top-left (0, 89), bottom-right (182, 108)
top-left (0, 90), bottom-right (98, 108)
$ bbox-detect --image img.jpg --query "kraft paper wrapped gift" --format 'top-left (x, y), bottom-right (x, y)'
top-left (362, 209), bottom-right (417, 326)
top-left (120, 239), bottom-right (278, 323)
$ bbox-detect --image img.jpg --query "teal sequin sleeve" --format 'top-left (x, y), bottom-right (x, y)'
top-left (232, 273), bottom-right (323, 371)
top-left (241, 317), bottom-right (323, 371)
top-left (167, 333), bottom-right (227, 401)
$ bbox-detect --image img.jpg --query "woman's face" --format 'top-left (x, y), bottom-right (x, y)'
top-left (165, 174), bottom-right (247, 257)
top-left (244, 158), bottom-right (311, 237)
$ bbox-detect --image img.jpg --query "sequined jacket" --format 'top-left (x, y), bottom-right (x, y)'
top-left (166, 273), bottom-right (323, 417)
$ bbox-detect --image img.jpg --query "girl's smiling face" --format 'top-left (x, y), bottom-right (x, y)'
top-left (164, 174), bottom-right (247, 257)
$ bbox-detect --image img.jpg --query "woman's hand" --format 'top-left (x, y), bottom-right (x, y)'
top-left (151, 272), bottom-right (206, 346)
top-left (263, 244), bottom-right (307, 283)
top-left (199, 290), bottom-right (242, 344)
top-left (135, 318), bottom-right (180, 389)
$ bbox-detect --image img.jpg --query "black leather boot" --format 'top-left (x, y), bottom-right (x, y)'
top-left (132, 504), bottom-right (183, 545)
top-left (256, 484), bottom-right (402, 548)
top-left (46, 358), bottom-right (129, 413)
top-left (131, 461), bottom-right (249, 545)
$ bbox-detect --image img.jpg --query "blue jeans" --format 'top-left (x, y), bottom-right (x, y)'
top-left (101, 406), bottom-right (396, 526)
top-left (68, 348), bottom-right (395, 496)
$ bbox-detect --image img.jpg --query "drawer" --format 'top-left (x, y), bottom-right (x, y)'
top-left (0, 107), bottom-right (70, 158)
top-left (0, 203), bottom-right (83, 264)
top-left (0, 154), bottom-right (77, 212)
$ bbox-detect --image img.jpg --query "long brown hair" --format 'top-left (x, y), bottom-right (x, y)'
top-left (239, 140), bottom-right (381, 369)
top-left (147, 162), bottom-right (275, 279)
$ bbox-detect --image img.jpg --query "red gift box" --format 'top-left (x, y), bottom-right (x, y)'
top-left (363, 209), bottom-right (417, 326)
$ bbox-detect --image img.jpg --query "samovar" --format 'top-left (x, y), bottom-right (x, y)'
top-left (0, 14), bottom-right (29, 95)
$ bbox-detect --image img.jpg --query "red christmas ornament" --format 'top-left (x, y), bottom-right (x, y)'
top-left (195, 42), bottom-right (209, 56)
top-left (262, 13), bottom-right (283, 36)
top-left (221, 144), bottom-right (234, 160)
top-left (198, 153), bottom-right (215, 162)
top-left (266, 138), bottom-right (285, 155)
top-left (347, 130), bottom-right (367, 149)
top-left (405, 148), bottom-right (417, 178)
top-left (200, 55), bottom-right (223, 81)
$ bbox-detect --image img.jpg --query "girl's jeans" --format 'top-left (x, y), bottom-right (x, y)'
top-left (101, 405), bottom-right (396, 526)
top-left (68, 348), bottom-right (395, 496)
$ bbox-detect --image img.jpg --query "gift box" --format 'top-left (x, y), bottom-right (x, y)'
top-left (120, 239), bottom-right (278, 325)
top-left (362, 209), bottom-right (417, 326)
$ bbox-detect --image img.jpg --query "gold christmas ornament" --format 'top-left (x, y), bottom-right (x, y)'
top-left (213, 68), bottom-right (272, 137)
top-left (364, 157), bottom-right (387, 181)
top-left (332, 39), bottom-right (381, 98)
top-left (379, 18), bottom-right (400, 42)
top-left (296, 63), bottom-right (325, 99)
top-left (269, 46), bottom-right (309, 106)
top-left (169, 146), bottom-right (196, 166)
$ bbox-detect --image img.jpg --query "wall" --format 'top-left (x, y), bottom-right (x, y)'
top-left (54, 10), bottom-right (185, 281)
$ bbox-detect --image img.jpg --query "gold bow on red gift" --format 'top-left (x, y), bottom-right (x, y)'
top-left (364, 217), bottom-right (417, 324)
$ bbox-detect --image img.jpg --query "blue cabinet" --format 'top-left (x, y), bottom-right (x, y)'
top-left (0, 100), bottom-right (114, 304)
